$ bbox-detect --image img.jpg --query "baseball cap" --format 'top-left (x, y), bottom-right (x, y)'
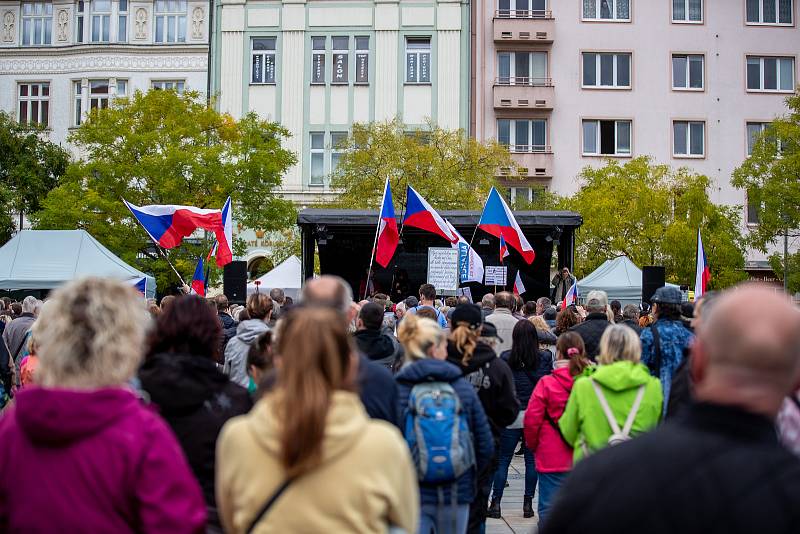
top-left (480, 322), bottom-right (504, 343)
top-left (651, 286), bottom-right (683, 305)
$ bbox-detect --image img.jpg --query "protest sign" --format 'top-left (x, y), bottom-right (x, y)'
top-left (427, 247), bottom-right (459, 295)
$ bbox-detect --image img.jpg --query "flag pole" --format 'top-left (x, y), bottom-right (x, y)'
top-left (388, 179), bottom-right (410, 301)
top-left (364, 178), bottom-right (388, 301)
top-left (123, 198), bottom-right (188, 287)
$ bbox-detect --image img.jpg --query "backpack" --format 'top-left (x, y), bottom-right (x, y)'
top-left (403, 381), bottom-right (476, 484)
top-left (582, 379), bottom-right (646, 454)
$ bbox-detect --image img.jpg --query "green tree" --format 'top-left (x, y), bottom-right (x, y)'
top-left (0, 112), bottom-right (70, 243)
top-left (571, 157), bottom-right (746, 288)
top-left (32, 90), bottom-right (296, 291)
top-left (330, 119), bottom-right (517, 210)
top-left (732, 93), bottom-right (800, 292)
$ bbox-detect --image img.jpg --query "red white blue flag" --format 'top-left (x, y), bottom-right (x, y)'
top-left (205, 197), bottom-right (234, 267)
top-left (513, 271), bottom-right (526, 296)
top-left (190, 256), bottom-right (206, 297)
top-left (478, 187), bottom-right (535, 264)
top-left (694, 229), bottom-right (710, 299)
top-left (562, 279), bottom-right (578, 309)
top-left (402, 186), bottom-right (458, 243)
top-left (499, 234), bottom-right (509, 264)
top-left (374, 180), bottom-right (399, 268)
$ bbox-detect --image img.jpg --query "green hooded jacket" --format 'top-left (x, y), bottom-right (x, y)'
top-left (559, 360), bottom-right (662, 463)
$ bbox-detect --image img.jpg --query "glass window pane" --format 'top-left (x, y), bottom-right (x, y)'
top-left (251, 53), bottom-right (263, 83)
top-left (41, 101), bottom-right (48, 127)
top-left (19, 84), bottom-right (28, 96)
top-left (264, 55), bottom-right (275, 83)
top-left (746, 0), bottom-right (759, 22)
top-left (497, 120), bottom-right (510, 145)
top-left (746, 58), bottom-right (761, 89)
top-left (583, 0), bottom-right (596, 18)
top-left (155, 16), bottom-right (164, 42)
top-left (118, 16), bottom-right (127, 41)
top-left (673, 55), bottom-right (687, 87)
top-left (763, 0), bottom-right (777, 23)
top-left (582, 120), bottom-right (597, 154)
top-left (690, 122), bottom-right (704, 155)
top-left (600, 54), bottom-right (614, 86)
top-left (42, 83), bottom-right (49, 96)
top-left (689, 0), bottom-right (702, 20)
top-left (167, 15), bottom-right (176, 42)
top-left (616, 0), bottom-right (629, 19)
top-left (616, 121), bottom-right (631, 154)
top-left (44, 18), bottom-right (51, 43)
top-left (498, 53), bottom-right (511, 82)
top-left (764, 57), bottom-right (777, 89)
top-left (310, 133), bottom-right (324, 149)
top-left (34, 17), bottom-right (42, 43)
top-left (19, 101), bottom-right (28, 122)
top-left (312, 36), bottom-right (325, 50)
top-left (674, 122), bottom-right (687, 154)
top-left (515, 120), bottom-right (529, 149)
top-left (616, 54), bottom-right (630, 86)
top-left (515, 52), bottom-right (529, 80)
top-left (356, 36), bottom-right (369, 50)
top-left (355, 53), bottom-right (368, 83)
top-left (332, 52), bottom-right (348, 83)
top-left (747, 123), bottom-right (762, 155)
top-left (747, 198), bottom-right (760, 224)
top-left (120, 0), bottom-right (128, 11)
top-left (117, 80), bottom-right (127, 95)
top-left (310, 154), bottom-right (324, 184)
top-left (313, 52), bottom-right (325, 83)
top-left (332, 36), bottom-right (348, 50)
top-left (779, 0), bottom-right (792, 23)
top-left (673, 0), bottom-right (685, 20)
top-left (583, 53), bottom-right (596, 85)
top-left (532, 120), bottom-right (546, 148)
top-left (600, 0), bottom-right (611, 18)
top-left (102, 16), bottom-right (109, 41)
top-left (177, 15), bottom-right (186, 41)
top-left (779, 58), bottom-right (794, 90)
top-left (406, 53), bottom-right (416, 83)
top-left (331, 132), bottom-right (347, 146)
top-left (689, 56), bottom-right (703, 88)
top-left (499, 0), bottom-right (511, 15)
top-left (532, 52), bottom-right (547, 82)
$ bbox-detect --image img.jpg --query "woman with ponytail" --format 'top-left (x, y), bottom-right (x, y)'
top-left (523, 332), bottom-right (592, 522)
top-left (215, 307), bottom-right (418, 533)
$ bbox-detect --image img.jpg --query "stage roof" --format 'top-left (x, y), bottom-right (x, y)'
top-left (298, 209), bottom-right (583, 228)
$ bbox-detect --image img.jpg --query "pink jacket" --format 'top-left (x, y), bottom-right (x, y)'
top-left (523, 367), bottom-right (575, 473)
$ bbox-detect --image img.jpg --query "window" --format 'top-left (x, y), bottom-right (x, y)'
top-left (746, 0), bottom-right (793, 24)
top-left (747, 121), bottom-right (786, 155)
top-left (672, 0), bottom-right (702, 22)
top-left (332, 36), bottom-right (349, 84)
top-left (497, 0), bottom-right (548, 18)
top-left (582, 119), bottom-right (631, 156)
top-left (118, 0), bottom-right (128, 42)
top-left (154, 0), bottom-right (187, 43)
top-left (251, 38), bottom-right (276, 84)
top-left (21, 1), bottom-right (52, 45)
top-left (582, 0), bottom-right (630, 21)
top-left (746, 56), bottom-right (795, 92)
top-left (152, 80), bottom-right (185, 92)
top-left (74, 81), bottom-right (83, 126)
top-left (74, 79), bottom-right (126, 126)
top-left (672, 54), bottom-right (704, 89)
top-left (311, 37), bottom-right (326, 84)
top-left (91, 0), bottom-right (111, 42)
top-left (673, 120), bottom-right (705, 157)
top-left (406, 38), bottom-right (431, 84)
top-left (18, 83), bottom-right (49, 127)
top-left (582, 52), bottom-right (631, 88)
top-left (497, 119), bottom-right (547, 152)
top-left (746, 196), bottom-right (761, 225)
top-left (76, 1), bottom-right (85, 42)
top-left (330, 132), bottom-right (347, 174)
top-left (355, 36), bottom-right (369, 84)
top-left (310, 132), bottom-right (325, 185)
top-left (497, 51), bottom-right (548, 85)
top-left (89, 80), bottom-right (110, 111)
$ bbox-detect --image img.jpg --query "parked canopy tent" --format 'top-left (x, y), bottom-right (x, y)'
top-left (577, 256), bottom-right (678, 305)
top-left (247, 255), bottom-right (302, 300)
top-left (0, 230), bottom-right (156, 298)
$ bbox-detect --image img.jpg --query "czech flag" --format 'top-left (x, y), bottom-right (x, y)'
top-left (123, 200), bottom-right (230, 261)
top-left (190, 256), bottom-right (206, 297)
top-left (694, 229), bottom-right (710, 299)
top-left (562, 279), bottom-right (578, 309)
top-left (215, 196), bottom-right (233, 266)
top-left (374, 180), bottom-right (399, 268)
top-left (478, 187), bottom-right (535, 264)
top-left (127, 277), bottom-right (147, 296)
top-left (513, 271), bottom-right (526, 296)
top-left (447, 220), bottom-right (484, 284)
top-left (402, 186), bottom-right (458, 243)
top-left (499, 234), bottom-right (510, 264)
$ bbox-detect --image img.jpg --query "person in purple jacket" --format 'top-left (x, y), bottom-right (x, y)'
top-left (0, 277), bottom-right (206, 534)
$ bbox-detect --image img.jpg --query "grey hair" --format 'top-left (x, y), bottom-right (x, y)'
top-left (598, 324), bottom-right (642, 365)
top-left (21, 295), bottom-right (38, 314)
top-left (269, 287), bottom-right (285, 303)
top-left (622, 304), bottom-right (640, 321)
top-left (585, 290), bottom-right (608, 313)
top-left (481, 294), bottom-right (496, 309)
top-left (537, 297), bottom-right (552, 309)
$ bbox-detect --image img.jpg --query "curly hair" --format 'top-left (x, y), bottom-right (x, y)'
top-left (146, 295), bottom-right (222, 362)
top-left (555, 307), bottom-right (579, 335)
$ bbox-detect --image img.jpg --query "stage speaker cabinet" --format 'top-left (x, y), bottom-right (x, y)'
top-left (224, 261), bottom-right (248, 304)
top-left (642, 266), bottom-right (666, 305)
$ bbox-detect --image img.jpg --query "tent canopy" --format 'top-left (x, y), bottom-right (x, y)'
top-left (0, 230), bottom-right (156, 298)
top-left (578, 256), bottom-right (678, 305)
top-left (247, 255), bottom-right (302, 300)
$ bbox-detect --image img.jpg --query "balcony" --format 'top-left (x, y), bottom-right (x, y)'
top-left (494, 78), bottom-right (554, 110)
top-left (494, 10), bottom-right (555, 44)
top-left (499, 146), bottom-right (553, 177)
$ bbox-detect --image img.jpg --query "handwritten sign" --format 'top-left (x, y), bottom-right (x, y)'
top-left (485, 266), bottom-right (507, 286)
top-left (427, 247), bottom-right (459, 294)
top-left (457, 287), bottom-right (473, 303)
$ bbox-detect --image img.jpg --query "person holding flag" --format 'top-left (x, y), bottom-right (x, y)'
top-left (551, 267), bottom-right (576, 304)
top-left (562, 278), bottom-right (578, 310)
top-left (373, 179), bottom-right (400, 269)
top-left (694, 229), bottom-right (710, 300)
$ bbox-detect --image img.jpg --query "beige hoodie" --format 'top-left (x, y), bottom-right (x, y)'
top-left (216, 391), bottom-right (418, 533)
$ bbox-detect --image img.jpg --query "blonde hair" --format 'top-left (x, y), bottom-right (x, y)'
top-left (35, 277), bottom-right (148, 389)
top-left (450, 323), bottom-right (480, 365)
top-left (529, 315), bottom-right (550, 332)
top-left (397, 313), bottom-right (444, 364)
top-left (597, 324), bottom-right (642, 366)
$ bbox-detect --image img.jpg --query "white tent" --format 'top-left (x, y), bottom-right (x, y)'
top-left (577, 256), bottom-right (678, 305)
top-left (247, 255), bottom-right (302, 300)
top-left (0, 230), bottom-right (156, 298)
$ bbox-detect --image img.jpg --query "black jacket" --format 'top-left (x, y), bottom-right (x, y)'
top-left (358, 354), bottom-right (401, 428)
top-left (620, 319), bottom-right (643, 334)
top-left (500, 349), bottom-right (553, 408)
top-left (542, 402), bottom-right (800, 534)
top-left (353, 329), bottom-right (404, 372)
top-left (569, 313), bottom-right (612, 360)
top-left (447, 340), bottom-right (519, 437)
top-left (138, 353), bottom-right (252, 527)
top-left (218, 312), bottom-right (238, 354)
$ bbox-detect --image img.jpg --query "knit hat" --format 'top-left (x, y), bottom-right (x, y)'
top-left (451, 304), bottom-right (482, 329)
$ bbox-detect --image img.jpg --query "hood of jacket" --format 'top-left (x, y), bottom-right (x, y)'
top-left (551, 366), bottom-right (574, 390)
top-left (234, 319), bottom-right (269, 344)
top-left (446, 340), bottom-right (496, 374)
top-left (353, 329), bottom-right (395, 361)
top-left (589, 360), bottom-right (653, 392)
top-left (13, 387), bottom-right (141, 446)
top-left (139, 352), bottom-right (228, 415)
top-left (248, 390), bottom-right (369, 466)
top-left (395, 358), bottom-right (463, 384)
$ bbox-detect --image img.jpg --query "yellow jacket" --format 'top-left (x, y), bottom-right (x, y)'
top-left (216, 391), bottom-right (419, 533)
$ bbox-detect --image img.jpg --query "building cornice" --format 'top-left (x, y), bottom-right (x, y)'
top-left (0, 46), bottom-right (208, 74)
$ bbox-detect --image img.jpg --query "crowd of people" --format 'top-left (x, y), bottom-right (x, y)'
top-left (0, 272), bottom-right (799, 534)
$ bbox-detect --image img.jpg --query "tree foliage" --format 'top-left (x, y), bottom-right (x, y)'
top-left (0, 112), bottom-right (70, 243)
top-left (330, 119), bottom-right (517, 210)
top-left (32, 90), bottom-right (296, 291)
top-left (569, 157), bottom-right (747, 288)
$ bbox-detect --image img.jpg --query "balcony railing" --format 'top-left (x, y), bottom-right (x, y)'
top-left (495, 9), bottom-right (553, 19)
top-left (495, 76), bottom-right (552, 87)
top-left (504, 144), bottom-right (552, 153)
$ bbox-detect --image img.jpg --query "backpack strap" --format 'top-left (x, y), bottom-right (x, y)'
top-left (589, 379), bottom-right (622, 436)
top-left (246, 478), bottom-right (294, 533)
top-left (648, 324), bottom-right (663, 377)
top-left (621, 385), bottom-right (647, 438)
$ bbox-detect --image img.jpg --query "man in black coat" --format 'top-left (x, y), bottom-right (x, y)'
top-left (542, 285), bottom-right (800, 534)
top-left (620, 303), bottom-right (642, 334)
top-left (568, 290), bottom-right (611, 360)
top-left (214, 295), bottom-right (238, 353)
top-left (353, 302), bottom-right (403, 372)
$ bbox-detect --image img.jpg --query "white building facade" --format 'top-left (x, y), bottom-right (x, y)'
top-left (0, 0), bottom-right (210, 149)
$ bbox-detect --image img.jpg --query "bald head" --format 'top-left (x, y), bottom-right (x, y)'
top-left (692, 284), bottom-right (800, 417)
top-left (301, 275), bottom-right (357, 323)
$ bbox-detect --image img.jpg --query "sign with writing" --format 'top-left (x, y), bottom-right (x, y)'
top-left (427, 247), bottom-right (459, 294)
top-left (485, 266), bottom-right (507, 286)
top-left (457, 286), bottom-right (473, 303)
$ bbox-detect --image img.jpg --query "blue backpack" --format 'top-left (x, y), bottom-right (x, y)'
top-left (404, 381), bottom-right (476, 484)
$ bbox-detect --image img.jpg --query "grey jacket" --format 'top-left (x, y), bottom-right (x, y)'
top-left (223, 319), bottom-right (269, 388)
top-left (2, 314), bottom-right (35, 362)
top-left (485, 308), bottom-right (519, 355)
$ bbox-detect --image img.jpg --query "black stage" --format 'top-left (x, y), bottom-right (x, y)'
top-left (297, 209), bottom-right (582, 302)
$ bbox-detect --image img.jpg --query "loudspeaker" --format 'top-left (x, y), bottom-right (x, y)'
top-left (642, 266), bottom-right (666, 305)
top-left (223, 261), bottom-right (248, 304)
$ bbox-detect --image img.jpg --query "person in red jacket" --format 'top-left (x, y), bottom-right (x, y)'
top-left (524, 332), bottom-right (591, 521)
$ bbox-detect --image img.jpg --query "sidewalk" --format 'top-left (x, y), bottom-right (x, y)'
top-left (485, 455), bottom-right (539, 534)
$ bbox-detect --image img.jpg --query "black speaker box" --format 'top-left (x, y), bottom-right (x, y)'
top-left (224, 261), bottom-right (248, 304)
top-left (642, 266), bottom-right (666, 305)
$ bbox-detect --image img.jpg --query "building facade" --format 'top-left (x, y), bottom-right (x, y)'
top-left (472, 0), bottom-right (799, 262)
top-left (0, 0), bottom-right (210, 149)
top-left (210, 0), bottom-right (471, 204)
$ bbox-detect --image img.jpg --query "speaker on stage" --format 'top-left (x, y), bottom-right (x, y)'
top-left (642, 266), bottom-right (666, 305)
top-left (224, 261), bottom-right (248, 304)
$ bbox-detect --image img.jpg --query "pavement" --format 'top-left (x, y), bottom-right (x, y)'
top-left (485, 455), bottom-right (539, 534)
